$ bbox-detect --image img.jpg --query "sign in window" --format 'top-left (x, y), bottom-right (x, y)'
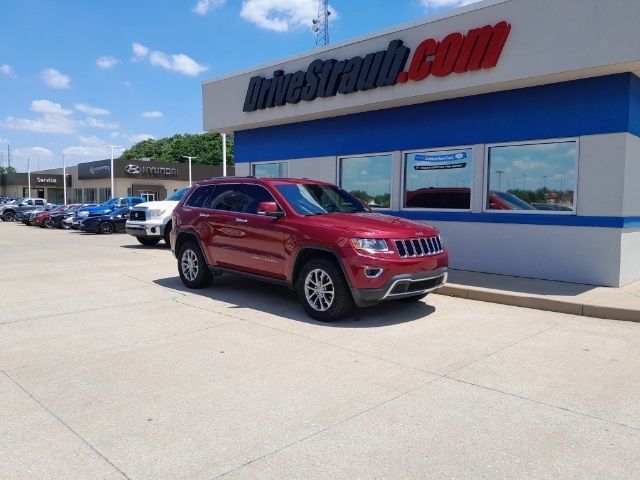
top-left (487, 141), bottom-right (577, 212)
top-left (404, 148), bottom-right (473, 209)
top-left (340, 154), bottom-right (392, 208)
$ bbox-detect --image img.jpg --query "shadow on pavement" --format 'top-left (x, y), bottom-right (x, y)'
top-left (153, 274), bottom-right (436, 328)
top-left (120, 243), bottom-right (170, 250)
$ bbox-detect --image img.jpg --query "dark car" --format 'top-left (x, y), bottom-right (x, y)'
top-left (79, 207), bottom-right (130, 234)
top-left (45, 204), bottom-right (85, 228)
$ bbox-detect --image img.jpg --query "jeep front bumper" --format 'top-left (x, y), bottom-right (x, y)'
top-left (350, 268), bottom-right (447, 307)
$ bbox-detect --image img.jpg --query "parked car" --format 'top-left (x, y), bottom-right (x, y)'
top-left (0, 198), bottom-right (48, 221)
top-left (126, 187), bottom-right (189, 246)
top-left (75, 196), bottom-right (144, 221)
top-left (31, 204), bottom-right (77, 228)
top-left (49, 204), bottom-right (91, 229)
top-left (171, 177), bottom-right (448, 322)
top-left (79, 207), bottom-right (130, 234)
top-left (20, 205), bottom-right (56, 225)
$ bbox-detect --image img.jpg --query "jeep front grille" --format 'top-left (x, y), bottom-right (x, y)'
top-left (395, 237), bottom-right (443, 258)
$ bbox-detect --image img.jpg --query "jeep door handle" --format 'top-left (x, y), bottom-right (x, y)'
top-left (235, 218), bottom-right (248, 223)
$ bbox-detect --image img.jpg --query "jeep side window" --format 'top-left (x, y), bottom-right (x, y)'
top-left (208, 184), bottom-right (243, 211)
top-left (239, 185), bottom-right (277, 214)
top-left (185, 185), bottom-right (215, 208)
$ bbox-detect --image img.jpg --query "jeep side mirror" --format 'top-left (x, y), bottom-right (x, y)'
top-left (257, 201), bottom-right (284, 218)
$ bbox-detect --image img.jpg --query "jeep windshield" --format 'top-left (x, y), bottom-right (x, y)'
top-left (276, 184), bottom-right (367, 215)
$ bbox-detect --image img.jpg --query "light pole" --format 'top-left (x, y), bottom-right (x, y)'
top-left (106, 145), bottom-right (122, 199)
top-left (27, 158), bottom-right (31, 198)
top-left (182, 156), bottom-right (197, 186)
top-left (496, 169), bottom-right (504, 191)
top-left (62, 154), bottom-right (67, 204)
top-left (222, 133), bottom-right (227, 177)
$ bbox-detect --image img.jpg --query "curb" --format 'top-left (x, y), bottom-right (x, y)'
top-left (435, 285), bottom-right (640, 323)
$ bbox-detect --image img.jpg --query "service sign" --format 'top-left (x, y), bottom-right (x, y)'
top-left (243, 21), bottom-right (511, 112)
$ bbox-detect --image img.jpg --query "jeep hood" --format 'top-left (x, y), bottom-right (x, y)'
top-left (306, 212), bottom-right (439, 237)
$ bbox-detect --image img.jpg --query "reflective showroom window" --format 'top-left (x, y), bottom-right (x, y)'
top-left (340, 154), bottom-right (392, 208)
top-left (252, 162), bottom-right (288, 178)
top-left (404, 148), bottom-right (473, 209)
top-left (486, 141), bottom-right (577, 213)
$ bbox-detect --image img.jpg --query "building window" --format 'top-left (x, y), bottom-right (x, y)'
top-left (73, 188), bottom-right (83, 203)
top-left (486, 140), bottom-right (577, 213)
top-left (98, 187), bottom-right (111, 203)
top-left (252, 162), bottom-right (288, 178)
top-left (404, 148), bottom-right (473, 209)
top-left (83, 188), bottom-right (97, 203)
top-left (340, 154), bottom-right (392, 208)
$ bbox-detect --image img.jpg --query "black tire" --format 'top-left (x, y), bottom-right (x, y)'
top-left (178, 241), bottom-right (213, 289)
top-left (163, 221), bottom-right (172, 247)
top-left (44, 217), bottom-right (55, 229)
top-left (100, 222), bottom-right (115, 234)
top-left (297, 259), bottom-right (354, 322)
top-left (396, 293), bottom-right (428, 303)
top-left (136, 236), bottom-right (161, 246)
top-left (2, 211), bottom-right (16, 222)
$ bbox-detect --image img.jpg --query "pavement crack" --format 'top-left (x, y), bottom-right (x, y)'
top-left (1, 370), bottom-right (132, 480)
top-left (446, 376), bottom-right (640, 432)
top-left (210, 375), bottom-right (442, 479)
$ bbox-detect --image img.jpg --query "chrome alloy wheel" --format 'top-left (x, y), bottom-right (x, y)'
top-left (304, 268), bottom-right (335, 312)
top-left (181, 249), bottom-right (199, 282)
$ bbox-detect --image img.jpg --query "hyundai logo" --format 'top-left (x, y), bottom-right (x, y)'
top-left (125, 164), bottom-right (141, 175)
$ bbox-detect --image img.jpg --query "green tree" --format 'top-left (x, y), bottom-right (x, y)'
top-left (122, 132), bottom-right (234, 166)
top-left (0, 166), bottom-right (16, 175)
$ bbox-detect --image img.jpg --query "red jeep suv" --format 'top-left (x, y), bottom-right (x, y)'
top-left (170, 177), bottom-right (448, 321)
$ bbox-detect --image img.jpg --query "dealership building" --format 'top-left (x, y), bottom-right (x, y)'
top-left (202, 0), bottom-right (640, 287)
top-left (1, 158), bottom-right (229, 204)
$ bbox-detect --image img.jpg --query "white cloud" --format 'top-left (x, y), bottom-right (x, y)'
top-left (96, 56), bottom-right (120, 69)
top-left (125, 133), bottom-right (155, 143)
top-left (41, 68), bottom-right (71, 89)
top-left (75, 103), bottom-right (110, 116)
top-left (62, 145), bottom-right (109, 160)
top-left (420, 0), bottom-right (480, 8)
top-left (241, 0), bottom-right (337, 32)
top-left (513, 158), bottom-right (549, 171)
top-left (0, 138), bottom-right (9, 144)
top-left (83, 117), bottom-right (119, 130)
top-left (78, 135), bottom-right (104, 146)
top-left (142, 111), bottom-right (163, 118)
top-left (132, 43), bottom-right (207, 76)
top-left (109, 131), bottom-right (120, 139)
top-left (13, 146), bottom-right (54, 159)
top-left (0, 64), bottom-right (13, 75)
top-left (132, 42), bottom-right (150, 59)
top-left (31, 99), bottom-right (72, 116)
top-left (193, 0), bottom-right (225, 15)
top-left (2, 100), bottom-right (76, 134)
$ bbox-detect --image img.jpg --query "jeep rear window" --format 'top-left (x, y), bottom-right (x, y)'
top-left (276, 184), bottom-right (366, 215)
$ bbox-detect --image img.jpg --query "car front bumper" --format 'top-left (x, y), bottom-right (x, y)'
top-left (126, 220), bottom-right (164, 238)
top-left (350, 267), bottom-right (448, 307)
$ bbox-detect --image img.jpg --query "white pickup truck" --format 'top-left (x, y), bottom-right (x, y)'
top-left (125, 188), bottom-right (188, 246)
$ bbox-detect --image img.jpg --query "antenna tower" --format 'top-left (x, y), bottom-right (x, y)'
top-left (312, 0), bottom-right (330, 47)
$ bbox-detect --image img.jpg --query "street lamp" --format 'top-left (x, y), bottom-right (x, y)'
top-left (62, 154), bottom-right (67, 204)
top-left (105, 145), bottom-right (122, 199)
top-left (496, 169), bottom-right (504, 191)
top-left (222, 133), bottom-right (227, 177)
top-left (182, 156), bottom-right (197, 186)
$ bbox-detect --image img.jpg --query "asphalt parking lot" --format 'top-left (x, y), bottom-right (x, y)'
top-left (1, 222), bottom-right (639, 480)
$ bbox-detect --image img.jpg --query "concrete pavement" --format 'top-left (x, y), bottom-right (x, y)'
top-left (1, 222), bottom-right (639, 479)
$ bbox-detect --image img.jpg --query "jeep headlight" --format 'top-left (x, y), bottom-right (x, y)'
top-left (149, 208), bottom-right (166, 218)
top-left (350, 238), bottom-right (389, 253)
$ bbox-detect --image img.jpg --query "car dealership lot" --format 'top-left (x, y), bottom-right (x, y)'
top-left (1, 222), bottom-right (639, 480)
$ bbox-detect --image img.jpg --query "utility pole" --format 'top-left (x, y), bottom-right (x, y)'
top-left (496, 170), bottom-right (504, 191)
top-left (182, 156), bottom-right (197, 186)
top-left (27, 158), bottom-right (31, 198)
top-left (312, 0), bottom-right (330, 47)
top-left (62, 155), bottom-right (67, 205)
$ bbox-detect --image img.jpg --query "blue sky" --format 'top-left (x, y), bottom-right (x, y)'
top-left (0, 0), bottom-right (478, 172)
